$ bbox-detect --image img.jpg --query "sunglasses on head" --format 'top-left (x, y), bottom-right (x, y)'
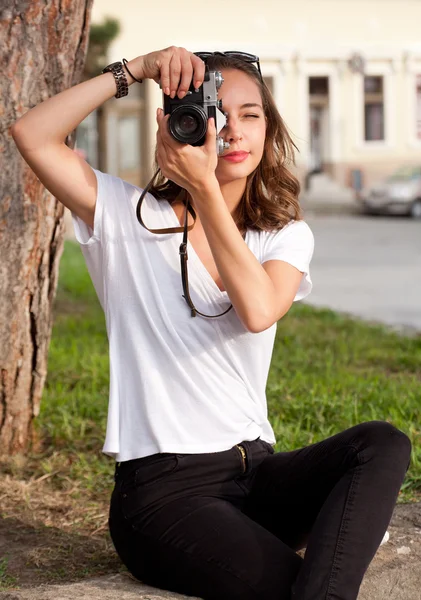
top-left (194, 51), bottom-right (262, 81)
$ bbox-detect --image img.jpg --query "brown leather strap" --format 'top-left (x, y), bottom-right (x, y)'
top-left (136, 170), bottom-right (234, 318)
top-left (135, 169), bottom-right (193, 233)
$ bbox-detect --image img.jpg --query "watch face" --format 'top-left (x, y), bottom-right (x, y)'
top-left (104, 61), bottom-right (122, 72)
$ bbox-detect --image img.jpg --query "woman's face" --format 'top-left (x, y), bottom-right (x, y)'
top-left (214, 68), bottom-right (267, 184)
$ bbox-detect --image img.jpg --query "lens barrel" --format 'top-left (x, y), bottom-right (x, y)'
top-left (169, 104), bottom-right (208, 144)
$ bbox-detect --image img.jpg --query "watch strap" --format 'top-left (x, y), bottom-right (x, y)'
top-left (102, 61), bottom-right (128, 99)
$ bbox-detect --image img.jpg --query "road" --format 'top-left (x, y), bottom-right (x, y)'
top-left (303, 214), bottom-right (421, 332)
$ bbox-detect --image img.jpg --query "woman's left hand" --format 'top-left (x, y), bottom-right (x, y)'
top-left (156, 107), bottom-right (219, 196)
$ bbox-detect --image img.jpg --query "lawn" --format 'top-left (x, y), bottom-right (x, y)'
top-left (0, 239), bottom-right (420, 589)
top-left (39, 241), bottom-right (421, 502)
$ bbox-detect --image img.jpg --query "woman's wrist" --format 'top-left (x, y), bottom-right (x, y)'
top-left (123, 56), bottom-right (145, 85)
top-left (188, 175), bottom-right (220, 200)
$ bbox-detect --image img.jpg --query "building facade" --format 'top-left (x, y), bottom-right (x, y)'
top-left (77, 0), bottom-right (421, 193)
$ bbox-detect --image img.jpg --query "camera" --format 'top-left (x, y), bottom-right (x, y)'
top-left (162, 66), bottom-right (230, 156)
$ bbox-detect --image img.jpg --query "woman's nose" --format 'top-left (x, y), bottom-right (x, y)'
top-left (228, 131), bottom-right (243, 142)
top-left (223, 119), bottom-right (243, 142)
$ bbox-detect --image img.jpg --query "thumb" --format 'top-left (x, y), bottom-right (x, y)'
top-left (205, 117), bottom-right (217, 151)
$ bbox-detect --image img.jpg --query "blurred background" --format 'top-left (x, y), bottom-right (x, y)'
top-left (74, 0), bottom-right (421, 216)
top-left (68, 0), bottom-right (421, 331)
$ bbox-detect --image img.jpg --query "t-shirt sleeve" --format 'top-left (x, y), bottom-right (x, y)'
top-left (261, 220), bottom-right (315, 301)
top-left (70, 168), bottom-right (124, 310)
top-left (71, 168), bottom-right (115, 246)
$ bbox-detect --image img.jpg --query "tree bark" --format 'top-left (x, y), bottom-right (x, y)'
top-left (0, 0), bottom-right (93, 456)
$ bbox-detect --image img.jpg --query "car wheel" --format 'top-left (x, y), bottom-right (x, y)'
top-left (361, 204), bottom-right (375, 216)
top-left (410, 199), bottom-right (421, 219)
top-left (362, 205), bottom-right (381, 217)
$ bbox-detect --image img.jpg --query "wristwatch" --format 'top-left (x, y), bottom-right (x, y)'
top-left (102, 61), bottom-right (128, 99)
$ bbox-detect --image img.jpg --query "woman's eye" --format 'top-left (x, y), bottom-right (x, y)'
top-left (244, 114), bottom-right (259, 119)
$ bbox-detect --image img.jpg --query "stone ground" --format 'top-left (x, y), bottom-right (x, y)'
top-left (1, 503), bottom-right (420, 600)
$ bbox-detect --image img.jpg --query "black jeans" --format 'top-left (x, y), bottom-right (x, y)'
top-left (108, 421), bottom-right (411, 600)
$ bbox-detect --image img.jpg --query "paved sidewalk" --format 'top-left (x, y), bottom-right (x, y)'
top-left (300, 173), bottom-right (359, 216)
top-left (304, 214), bottom-right (421, 333)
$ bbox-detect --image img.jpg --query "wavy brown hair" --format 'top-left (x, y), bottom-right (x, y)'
top-left (148, 53), bottom-right (302, 233)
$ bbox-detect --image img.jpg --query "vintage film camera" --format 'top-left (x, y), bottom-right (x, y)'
top-left (162, 65), bottom-right (230, 155)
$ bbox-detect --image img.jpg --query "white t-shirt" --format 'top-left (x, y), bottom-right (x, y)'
top-left (72, 169), bottom-right (314, 462)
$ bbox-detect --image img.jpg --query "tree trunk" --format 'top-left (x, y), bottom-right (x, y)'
top-left (0, 0), bottom-right (93, 456)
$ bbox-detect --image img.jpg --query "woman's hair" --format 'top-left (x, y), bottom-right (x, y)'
top-left (148, 54), bottom-right (302, 232)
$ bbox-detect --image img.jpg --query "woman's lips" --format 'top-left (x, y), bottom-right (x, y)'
top-left (221, 152), bottom-right (250, 163)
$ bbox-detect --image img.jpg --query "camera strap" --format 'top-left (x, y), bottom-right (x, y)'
top-left (136, 170), bottom-right (234, 319)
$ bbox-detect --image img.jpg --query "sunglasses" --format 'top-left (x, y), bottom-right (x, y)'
top-left (194, 51), bottom-right (262, 81)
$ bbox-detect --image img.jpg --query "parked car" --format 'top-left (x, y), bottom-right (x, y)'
top-left (359, 165), bottom-right (421, 218)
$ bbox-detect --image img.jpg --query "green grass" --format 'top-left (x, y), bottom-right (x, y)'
top-left (0, 557), bottom-right (18, 589)
top-left (36, 240), bottom-right (421, 502)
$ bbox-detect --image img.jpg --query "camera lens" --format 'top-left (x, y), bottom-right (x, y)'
top-left (179, 114), bottom-right (199, 135)
top-left (169, 104), bottom-right (207, 144)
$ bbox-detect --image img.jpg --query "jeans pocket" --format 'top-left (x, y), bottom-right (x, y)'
top-left (134, 454), bottom-right (179, 486)
top-left (259, 439), bottom-right (275, 454)
top-left (120, 454), bottom-right (179, 521)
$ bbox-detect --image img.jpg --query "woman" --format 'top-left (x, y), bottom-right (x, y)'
top-left (12, 47), bottom-right (411, 600)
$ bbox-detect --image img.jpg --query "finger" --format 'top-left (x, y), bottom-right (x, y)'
top-left (205, 117), bottom-right (216, 151)
top-left (158, 110), bottom-right (186, 150)
top-left (177, 51), bottom-right (193, 99)
top-left (158, 52), bottom-right (171, 96)
top-left (156, 107), bottom-right (169, 127)
top-left (156, 106), bottom-right (164, 123)
top-left (156, 126), bottom-right (169, 167)
top-left (155, 126), bottom-right (162, 150)
top-left (156, 109), bottom-right (168, 144)
top-left (156, 107), bottom-right (164, 135)
top-left (191, 54), bottom-right (206, 90)
top-left (157, 108), bottom-right (188, 152)
top-left (156, 110), bottom-right (170, 140)
top-left (156, 114), bottom-right (171, 151)
top-left (169, 53), bottom-right (181, 99)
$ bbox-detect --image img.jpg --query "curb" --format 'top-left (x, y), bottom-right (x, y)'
top-left (300, 199), bottom-right (361, 217)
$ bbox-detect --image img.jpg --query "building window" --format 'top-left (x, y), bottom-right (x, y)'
top-left (364, 76), bottom-right (384, 141)
top-left (416, 75), bottom-right (421, 140)
top-left (308, 77), bottom-right (329, 172)
top-left (309, 77), bottom-right (329, 96)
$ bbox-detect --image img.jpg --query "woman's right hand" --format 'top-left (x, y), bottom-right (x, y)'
top-left (138, 47), bottom-right (206, 100)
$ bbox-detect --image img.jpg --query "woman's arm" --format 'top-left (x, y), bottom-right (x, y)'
top-left (11, 57), bottom-right (142, 150)
top-left (154, 109), bottom-right (305, 333)
top-left (10, 57), bottom-right (145, 229)
top-left (190, 179), bottom-right (304, 333)
top-left (11, 48), bottom-right (205, 228)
